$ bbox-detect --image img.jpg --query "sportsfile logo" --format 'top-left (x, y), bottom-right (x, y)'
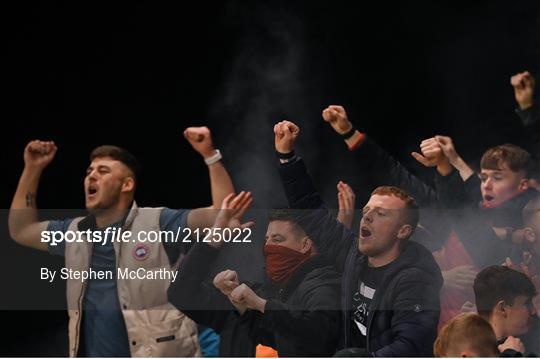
top-left (40, 227), bottom-right (252, 246)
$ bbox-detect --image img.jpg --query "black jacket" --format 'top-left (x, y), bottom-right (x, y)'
top-left (435, 170), bottom-right (539, 267)
top-left (516, 105), bottom-right (540, 158)
top-left (167, 242), bottom-right (342, 357)
top-left (278, 157), bottom-right (443, 357)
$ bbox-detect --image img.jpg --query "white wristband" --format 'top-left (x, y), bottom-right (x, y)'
top-left (204, 149), bottom-right (222, 166)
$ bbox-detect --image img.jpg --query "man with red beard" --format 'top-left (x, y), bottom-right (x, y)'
top-left (168, 193), bottom-right (341, 357)
top-left (274, 120), bottom-right (443, 356)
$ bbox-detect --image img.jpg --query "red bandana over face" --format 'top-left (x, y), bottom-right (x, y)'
top-left (264, 244), bottom-right (312, 283)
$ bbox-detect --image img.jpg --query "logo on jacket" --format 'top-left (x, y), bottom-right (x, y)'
top-left (414, 304), bottom-right (423, 312)
top-left (132, 244), bottom-right (150, 261)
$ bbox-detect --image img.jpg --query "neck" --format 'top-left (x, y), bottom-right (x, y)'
top-left (94, 205), bottom-right (131, 228)
top-left (489, 316), bottom-right (506, 341)
top-left (368, 247), bottom-right (400, 267)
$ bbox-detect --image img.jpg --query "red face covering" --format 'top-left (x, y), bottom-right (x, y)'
top-left (264, 244), bottom-right (312, 283)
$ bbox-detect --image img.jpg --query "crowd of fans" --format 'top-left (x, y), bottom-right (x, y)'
top-left (9, 71), bottom-right (540, 357)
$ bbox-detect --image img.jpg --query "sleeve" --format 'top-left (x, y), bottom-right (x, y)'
top-left (278, 157), bottom-right (357, 273)
top-left (197, 326), bottom-right (221, 357)
top-left (258, 280), bottom-right (341, 353)
top-left (46, 219), bottom-right (73, 257)
top-left (160, 208), bottom-right (191, 230)
top-left (516, 105), bottom-right (540, 159)
top-left (350, 137), bottom-right (439, 207)
top-left (434, 170), bottom-right (479, 209)
top-left (160, 208), bottom-right (193, 264)
top-left (451, 207), bottom-right (512, 267)
top-left (374, 269), bottom-right (441, 357)
top-left (516, 105), bottom-right (540, 128)
top-left (167, 242), bottom-right (236, 332)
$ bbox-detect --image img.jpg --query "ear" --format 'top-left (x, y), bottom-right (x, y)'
top-left (495, 300), bottom-right (507, 317)
top-left (300, 236), bottom-right (313, 254)
top-left (523, 227), bottom-right (537, 243)
top-left (519, 178), bottom-right (530, 192)
top-left (121, 177), bottom-right (135, 193)
top-left (397, 224), bottom-right (413, 240)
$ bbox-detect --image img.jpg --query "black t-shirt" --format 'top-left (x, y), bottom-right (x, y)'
top-left (350, 263), bottom-right (389, 348)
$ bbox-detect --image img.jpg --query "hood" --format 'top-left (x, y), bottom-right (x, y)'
top-left (386, 240), bottom-right (444, 291)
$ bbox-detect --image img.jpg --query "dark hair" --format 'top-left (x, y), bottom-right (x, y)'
top-left (267, 209), bottom-right (306, 238)
top-left (481, 144), bottom-right (533, 176)
top-left (371, 186), bottom-right (420, 232)
top-left (90, 145), bottom-right (141, 184)
top-left (474, 266), bottom-right (536, 318)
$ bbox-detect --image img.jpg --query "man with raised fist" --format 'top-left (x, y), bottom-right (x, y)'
top-left (511, 71), bottom-right (540, 159)
top-left (8, 127), bottom-right (235, 357)
top-left (274, 120), bottom-right (442, 356)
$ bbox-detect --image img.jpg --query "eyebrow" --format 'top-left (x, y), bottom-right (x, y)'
top-left (266, 234), bottom-right (285, 240)
top-left (87, 165), bottom-right (112, 172)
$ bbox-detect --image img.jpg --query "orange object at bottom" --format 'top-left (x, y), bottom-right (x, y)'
top-left (256, 344), bottom-right (278, 357)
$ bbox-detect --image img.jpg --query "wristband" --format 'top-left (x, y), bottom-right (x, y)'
top-left (340, 126), bottom-right (357, 140)
top-left (205, 149), bottom-right (222, 166)
top-left (348, 132), bottom-right (366, 151)
top-left (275, 150), bottom-right (296, 160)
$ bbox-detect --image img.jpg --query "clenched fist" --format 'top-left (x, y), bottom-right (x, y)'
top-left (322, 105), bottom-right (353, 135)
top-left (229, 283), bottom-right (267, 313)
top-left (24, 140), bottom-right (57, 171)
top-left (183, 126), bottom-right (215, 159)
top-left (274, 120), bottom-right (300, 154)
top-left (511, 71), bottom-right (535, 110)
top-left (213, 270), bottom-right (240, 296)
top-left (498, 336), bottom-right (525, 354)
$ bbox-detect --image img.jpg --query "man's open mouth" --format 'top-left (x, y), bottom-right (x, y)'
top-left (360, 227), bottom-right (372, 238)
top-left (88, 185), bottom-right (98, 195)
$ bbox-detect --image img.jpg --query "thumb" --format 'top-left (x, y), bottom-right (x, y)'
top-left (411, 152), bottom-right (430, 167)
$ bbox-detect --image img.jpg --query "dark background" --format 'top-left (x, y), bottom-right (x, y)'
top-left (2, 0), bottom-right (540, 356)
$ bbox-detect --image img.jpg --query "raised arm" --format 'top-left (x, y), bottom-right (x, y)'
top-left (275, 120), bottom-right (355, 272)
top-left (322, 105), bottom-right (439, 207)
top-left (8, 140), bottom-right (57, 251)
top-left (183, 126), bottom-right (236, 231)
top-left (511, 71), bottom-right (540, 157)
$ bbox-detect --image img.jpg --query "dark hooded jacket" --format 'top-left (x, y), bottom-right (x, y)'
top-left (278, 156), bottom-right (443, 357)
top-left (167, 242), bottom-right (341, 357)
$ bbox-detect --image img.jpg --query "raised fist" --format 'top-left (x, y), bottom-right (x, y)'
top-left (24, 140), bottom-right (57, 171)
top-left (511, 71), bottom-right (535, 110)
top-left (183, 126), bottom-right (215, 159)
top-left (274, 120), bottom-right (300, 154)
top-left (213, 269), bottom-right (240, 296)
top-left (229, 283), bottom-right (267, 313)
top-left (322, 105), bottom-right (353, 135)
top-left (411, 137), bottom-right (447, 168)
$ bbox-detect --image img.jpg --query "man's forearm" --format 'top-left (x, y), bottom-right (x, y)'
top-left (9, 168), bottom-right (42, 241)
top-left (207, 161), bottom-right (234, 209)
top-left (449, 156), bottom-right (474, 181)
